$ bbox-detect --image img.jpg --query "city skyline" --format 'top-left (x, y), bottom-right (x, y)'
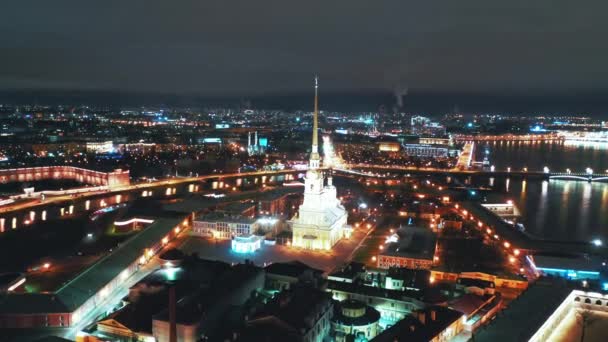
top-left (1, 2), bottom-right (608, 342)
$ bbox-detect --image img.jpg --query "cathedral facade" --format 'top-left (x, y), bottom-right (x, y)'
top-left (291, 77), bottom-right (351, 250)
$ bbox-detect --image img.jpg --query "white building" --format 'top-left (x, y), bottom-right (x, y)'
top-left (192, 213), bottom-right (258, 239)
top-left (86, 140), bottom-right (114, 153)
top-left (291, 77), bottom-right (351, 250)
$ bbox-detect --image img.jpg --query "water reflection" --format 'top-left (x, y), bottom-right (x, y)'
top-left (469, 176), bottom-right (608, 241)
top-left (534, 181), bottom-right (548, 236)
top-left (469, 142), bottom-right (608, 242)
top-left (476, 141), bottom-right (608, 172)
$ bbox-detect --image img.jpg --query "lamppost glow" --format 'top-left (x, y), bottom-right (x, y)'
top-left (586, 167), bottom-right (593, 175)
top-left (543, 166), bottom-right (549, 174)
top-left (592, 239), bottom-right (603, 247)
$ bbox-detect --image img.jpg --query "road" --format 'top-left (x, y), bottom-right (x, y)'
top-left (0, 169), bottom-right (301, 215)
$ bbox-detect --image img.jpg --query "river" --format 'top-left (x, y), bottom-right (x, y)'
top-left (471, 141), bottom-right (608, 242)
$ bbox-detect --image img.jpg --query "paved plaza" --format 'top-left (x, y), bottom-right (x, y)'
top-left (180, 224), bottom-right (371, 274)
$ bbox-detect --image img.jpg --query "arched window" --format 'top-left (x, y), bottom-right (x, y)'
top-left (574, 297), bottom-right (581, 302)
top-left (584, 298), bottom-right (592, 304)
top-left (596, 300), bottom-right (603, 305)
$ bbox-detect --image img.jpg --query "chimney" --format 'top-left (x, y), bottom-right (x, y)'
top-left (417, 311), bottom-right (426, 325)
top-left (169, 285), bottom-right (177, 342)
top-left (430, 310), bottom-right (437, 321)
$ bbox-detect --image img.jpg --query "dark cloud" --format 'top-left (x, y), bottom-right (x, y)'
top-left (0, 0), bottom-right (607, 96)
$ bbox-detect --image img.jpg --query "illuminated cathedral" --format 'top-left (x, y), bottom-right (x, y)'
top-left (291, 77), bottom-right (351, 250)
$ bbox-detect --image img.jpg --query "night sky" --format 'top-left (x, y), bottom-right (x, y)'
top-left (1, 1), bottom-right (607, 105)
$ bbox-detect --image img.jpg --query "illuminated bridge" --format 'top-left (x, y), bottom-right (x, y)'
top-left (337, 164), bottom-right (608, 182)
top-left (0, 168), bottom-right (304, 232)
top-left (453, 133), bottom-right (564, 142)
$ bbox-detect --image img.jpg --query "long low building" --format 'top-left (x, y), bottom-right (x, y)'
top-left (0, 166), bottom-right (130, 188)
top-left (378, 227), bottom-right (437, 270)
top-left (0, 215), bottom-right (191, 329)
top-left (192, 212), bottom-right (259, 239)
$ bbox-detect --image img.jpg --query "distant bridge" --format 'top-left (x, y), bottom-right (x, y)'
top-left (453, 133), bottom-right (564, 142)
top-left (336, 164), bottom-right (608, 183)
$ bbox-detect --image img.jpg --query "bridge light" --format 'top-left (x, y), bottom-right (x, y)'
top-left (507, 167), bottom-right (511, 172)
top-left (490, 165), bottom-right (495, 172)
top-left (592, 239), bottom-right (603, 247)
top-left (523, 167), bottom-right (528, 172)
top-left (586, 167), bottom-right (593, 175)
top-left (543, 166), bottom-right (549, 174)
top-left (566, 168), bottom-right (571, 174)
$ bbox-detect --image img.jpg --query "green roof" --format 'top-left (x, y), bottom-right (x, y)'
top-left (473, 278), bottom-right (571, 342)
top-left (0, 216), bottom-right (186, 314)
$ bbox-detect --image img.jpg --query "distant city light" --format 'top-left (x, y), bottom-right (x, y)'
top-left (592, 239), bottom-right (603, 247)
top-left (257, 217), bottom-right (278, 225)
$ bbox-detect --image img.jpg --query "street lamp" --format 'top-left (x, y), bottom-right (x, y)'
top-left (566, 168), bottom-right (571, 174)
top-left (592, 239), bottom-right (603, 247)
top-left (586, 167), bottom-right (594, 175)
top-left (543, 166), bottom-right (549, 174)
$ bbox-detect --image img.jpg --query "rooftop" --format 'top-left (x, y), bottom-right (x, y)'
top-left (196, 211), bottom-right (256, 224)
top-left (0, 216), bottom-right (186, 314)
top-left (533, 254), bottom-right (604, 273)
top-left (153, 262), bottom-right (264, 325)
top-left (264, 260), bottom-right (323, 279)
top-left (380, 226), bottom-right (437, 261)
top-left (250, 286), bottom-right (332, 333)
top-left (328, 261), bottom-right (366, 282)
top-left (373, 306), bottom-right (463, 342)
top-left (386, 267), bottom-right (431, 290)
top-left (327, 279), bottom-right (425, 302)
top-left (473, 277), bottom-right (572, 342)
top-left (332, 299), bottom-right (381, 326)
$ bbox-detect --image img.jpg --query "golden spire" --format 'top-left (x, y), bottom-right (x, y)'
top-left (310, 75), bottom-right (321, 170)
top-left (310, 75), bottom-right (320, 169)
top-left (313, 75), bottom-right (319, 149)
